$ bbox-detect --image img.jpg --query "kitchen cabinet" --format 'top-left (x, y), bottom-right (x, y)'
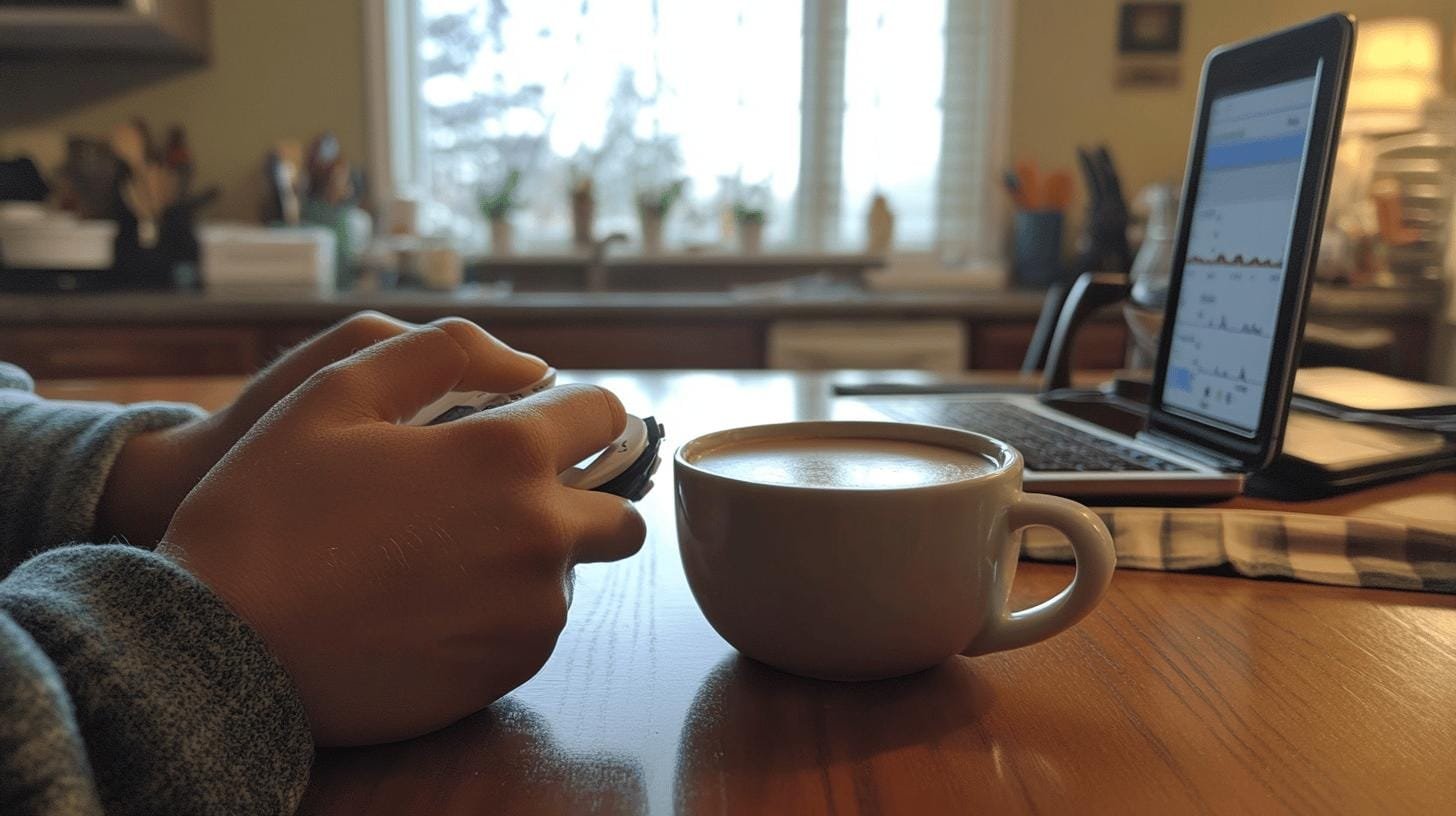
top-left (0, 326), bottom-right (259, 378)
top-left (0, 0), bottom-right (208, 60)
top-left (0, 316), bottom-right (1122, 378)
top-left (0, 287), bottom-right (1431, 379)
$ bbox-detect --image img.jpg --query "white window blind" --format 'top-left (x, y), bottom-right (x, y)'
top-left (370, 0), bottom-right (1011, 258)
top-left (936, 0), bottom-right (1012, 262)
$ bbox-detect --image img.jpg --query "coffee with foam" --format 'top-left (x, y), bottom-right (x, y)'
top-left (692, 436), bottom-right (998, 489)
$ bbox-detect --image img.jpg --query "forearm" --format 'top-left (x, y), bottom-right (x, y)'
top-left (0, 365), bottom-right (203, 572)
top-left (0, 546), bottom-right (313, 816)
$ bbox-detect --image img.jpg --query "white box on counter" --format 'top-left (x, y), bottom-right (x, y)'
top-left (199, 224), bottom-right (336, 295)
top-left (0, 205), bottom-right (117, 270)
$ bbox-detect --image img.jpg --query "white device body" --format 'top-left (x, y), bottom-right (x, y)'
top-left (406, 367), bottom-right (560, 427)
top-left (405, 367), bottom-right (656, 493)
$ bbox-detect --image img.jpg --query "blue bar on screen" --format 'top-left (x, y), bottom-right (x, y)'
top-left (1169, 366), bottom-right (1194, 392)
top-left (1204, 133), bottom-right (1306, 171)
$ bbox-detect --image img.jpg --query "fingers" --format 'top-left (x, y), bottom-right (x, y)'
top-left (481, 384), bottom-right (627, 472)
top-left (301, 326), bottom-right (470, 422)
top-left (296, 311), bottom-right (415, 360)
top-left (427, 317), bottom-right (547, 393)
top-left (251, 314), bottom-right (544, 417)
top-left (236, 312), bottom-right (415, 421)
top-left (557, 489), bottom-right (647, 564)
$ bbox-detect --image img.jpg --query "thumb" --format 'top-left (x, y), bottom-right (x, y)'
top-left (297, 326), bottom-right (469, 423)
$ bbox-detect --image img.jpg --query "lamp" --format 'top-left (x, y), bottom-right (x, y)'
top-left (1343, 17), bottom-right (1443, 135)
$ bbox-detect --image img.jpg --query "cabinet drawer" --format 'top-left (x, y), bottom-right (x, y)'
top-left (488, 321), bottom-right (765, 369)
top-left (263, 321), bottom-right (766, 370)
top-left (0, 326), bottom-right (262, 378)
top-left (972, 321), bottom-right (1128, 370)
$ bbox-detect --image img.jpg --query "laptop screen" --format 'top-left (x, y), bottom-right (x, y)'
top-left (1159, 68), bottom-right (1323, 437)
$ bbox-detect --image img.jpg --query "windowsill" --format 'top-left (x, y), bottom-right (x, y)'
top-left (449, 249), bottom-right (891, 294)
top-left (464, 250), bottom-right (888, 268)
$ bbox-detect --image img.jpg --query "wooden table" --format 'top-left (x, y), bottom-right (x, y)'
top-left (37, 371), bottom-right (1456, 815)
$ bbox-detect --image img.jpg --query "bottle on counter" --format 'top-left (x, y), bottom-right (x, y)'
top-left (866, 193), bottom-right (895, 256)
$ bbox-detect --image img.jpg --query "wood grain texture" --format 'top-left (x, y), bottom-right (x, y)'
top-left (971, 320), bottom-right (1129, 370)
top-left (1, 326), bottom-right (262, 378)
top-left (33, 371), bottom-right (1456, 815)
top-left (259, 321), bottom-right (770, 371)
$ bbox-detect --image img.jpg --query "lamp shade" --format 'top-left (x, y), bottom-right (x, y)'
top-left (1345, 17), bottom-right (1443, 135)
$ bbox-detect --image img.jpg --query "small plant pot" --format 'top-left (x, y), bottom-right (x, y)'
top-left (418, 246), bottom-right (463, 291)
top-left (489, 218), bottom-right (514, 256)
top-left (639, 210), bottom-right (665, 255)
top-left (737, 220), bottom-right (764, 254)
top-left (571, 190), bottom-right (595, 249)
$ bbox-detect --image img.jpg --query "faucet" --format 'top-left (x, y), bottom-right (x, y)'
top-left (586, 232), bottom-right (629, 293)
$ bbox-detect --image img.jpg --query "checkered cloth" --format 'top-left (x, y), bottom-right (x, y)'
top-left (1020, 508), bottom-right (1456, 594)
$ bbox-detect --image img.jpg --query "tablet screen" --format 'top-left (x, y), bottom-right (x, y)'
top-left (1160, 67), bottom-right (1323, 436)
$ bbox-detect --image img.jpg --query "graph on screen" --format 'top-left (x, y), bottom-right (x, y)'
top-left (1162, 74), bottom-right (1318, 435)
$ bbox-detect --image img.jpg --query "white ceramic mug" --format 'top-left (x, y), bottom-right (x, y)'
top-left (675, 421), bottom-right (1116, 680)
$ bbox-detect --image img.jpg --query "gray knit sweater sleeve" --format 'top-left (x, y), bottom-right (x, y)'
top-left (0, 363), bottom-right (314, 815)
top-left (0, 361), bottom-right (201, 571)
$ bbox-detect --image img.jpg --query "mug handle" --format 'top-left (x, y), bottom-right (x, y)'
top-left (963, 493), bottom-right (1116, 656)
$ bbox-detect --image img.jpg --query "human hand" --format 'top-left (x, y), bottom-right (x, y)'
top-left (157, 324), bottom-right (645, 745)
top-left (97, 312), bottom-right (546, 546)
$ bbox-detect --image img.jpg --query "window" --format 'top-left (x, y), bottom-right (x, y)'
top-left (369, 0), bottom-right (1011, 257)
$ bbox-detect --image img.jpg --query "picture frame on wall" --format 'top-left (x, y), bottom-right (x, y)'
top-left (1116, 1), bottom-right (1183, 89)
top-left (1118, 2), bottom-right (1183, 54)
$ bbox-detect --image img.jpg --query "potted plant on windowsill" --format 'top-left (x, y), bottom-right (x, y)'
top-left (477, 169), bottom-right (521, 256)
top-left (733, 200), bottom-right (768, 255)
top-left (569, 174), bottom-right (595, 251)
top-left (636, 179), bottom-right (685, 255)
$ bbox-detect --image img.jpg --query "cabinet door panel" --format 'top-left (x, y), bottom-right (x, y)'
top-left (0, 326), bottom-right (261, 378)
top-left (488, 322), bottom-right (765, 369)
top-left (972, 321), bottom-right (1128, 370)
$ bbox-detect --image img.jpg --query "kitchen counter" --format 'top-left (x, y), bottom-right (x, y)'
top-left (0, 284), bottom-right (1442, 379)
top-left (0, 283), bottom-right (1436, 324)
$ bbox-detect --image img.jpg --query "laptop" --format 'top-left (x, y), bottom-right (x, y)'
top-left (837, 14), bottom-right (1357, 499)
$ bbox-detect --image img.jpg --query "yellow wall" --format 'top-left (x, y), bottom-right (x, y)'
top-left (4, 1), bottom-right (1454, 226)
top-left (3, 0), bottom-right (367, 221)
top-left (1011, 0), bottom-right (1456, 213)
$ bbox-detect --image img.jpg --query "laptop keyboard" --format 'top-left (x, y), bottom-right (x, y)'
top-left (876, 400), bottom-right (1194, 473)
